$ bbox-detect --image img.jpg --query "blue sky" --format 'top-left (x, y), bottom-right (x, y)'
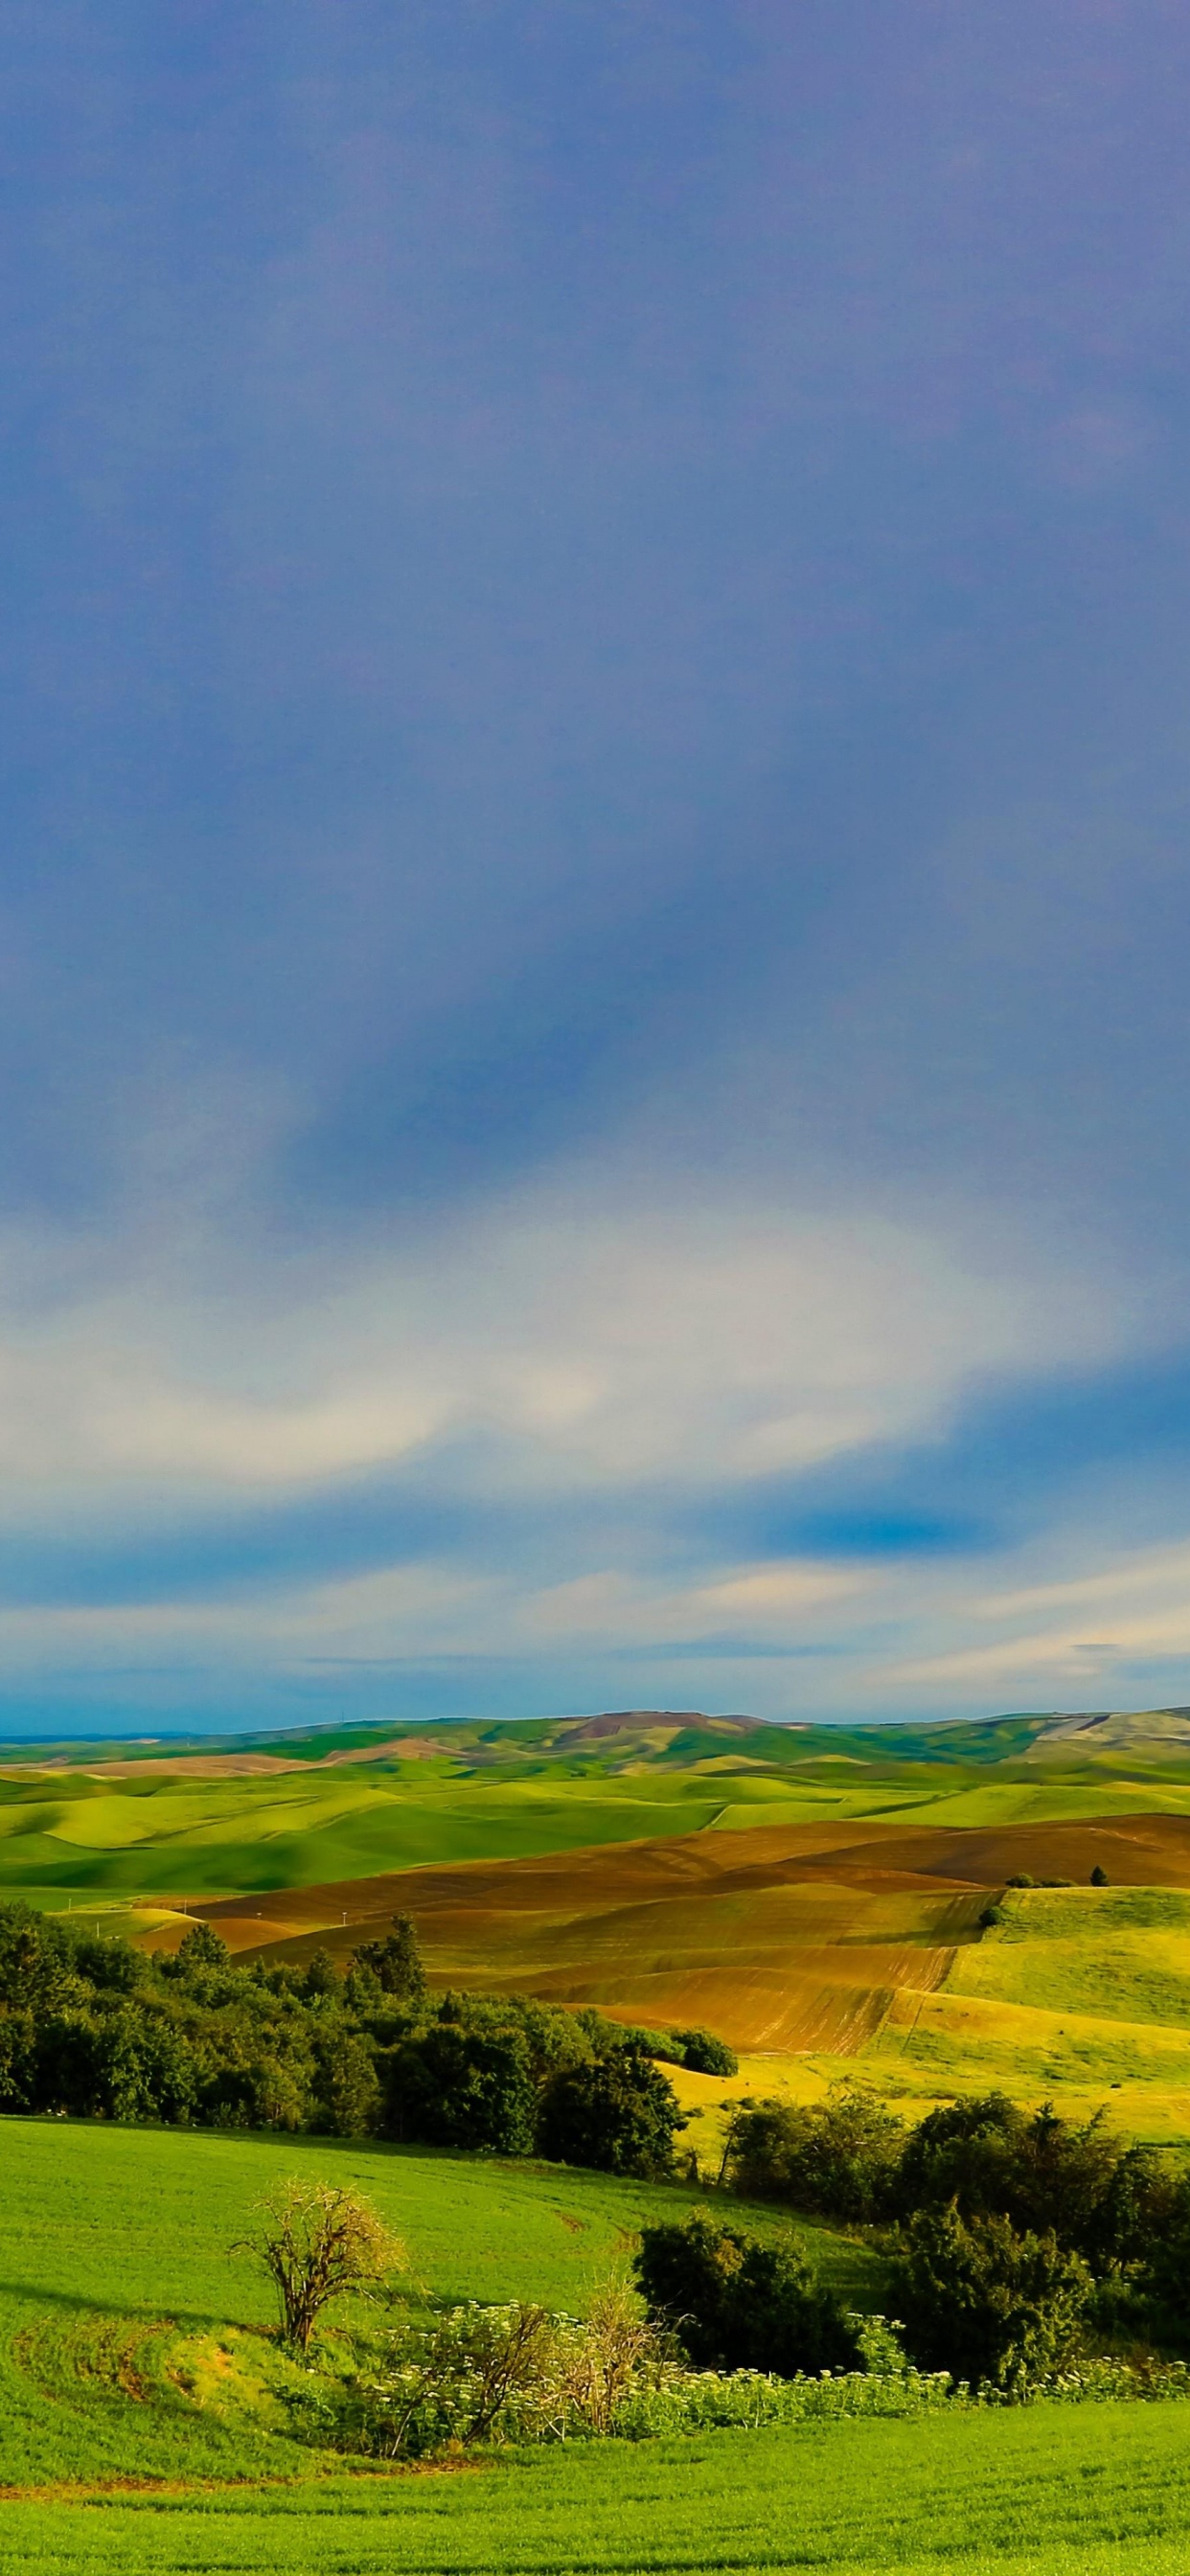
top-left (3, 0), bottom-right (1190, 1734)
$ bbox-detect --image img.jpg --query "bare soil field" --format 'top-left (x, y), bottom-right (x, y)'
top-left (185, 1809), bottom-right (1190, 2053)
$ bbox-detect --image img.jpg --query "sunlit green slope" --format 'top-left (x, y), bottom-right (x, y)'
top-left (4, 1704), bottom-right (1190, 1898)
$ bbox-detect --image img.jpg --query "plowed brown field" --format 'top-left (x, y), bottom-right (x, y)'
top-left (186, 1809), bottom-right (1190, 2053)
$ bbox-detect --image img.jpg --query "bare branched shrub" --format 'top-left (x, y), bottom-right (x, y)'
top-left (237, 2179), bottom-right (402, 2353)
top-left (559, 2276), bottom-right (670, 2435)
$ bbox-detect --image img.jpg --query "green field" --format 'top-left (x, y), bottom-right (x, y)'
top-left (8, 1703), bottom-right (1190, 1904)
top-left (0, 2119), bottom-right (1188, 2573)
top-left (0, 2118), bottom-right (881, 2494)
top-left (5, 2409), bottom-right (1190, 2576)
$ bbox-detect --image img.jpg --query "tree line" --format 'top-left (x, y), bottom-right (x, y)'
top-left (718, 2084), bottom-right (1190, 2384)
top-left (0, 1903), bottom-right (731, 2176)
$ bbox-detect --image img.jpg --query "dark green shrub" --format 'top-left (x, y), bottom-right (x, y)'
top-left (634, 2214), bottom-right (863, 2377)
top-left (538, 2047), bottom-right (685, 2178)
top-left (675, 2027), bottom-right (738, 2076)
top-left (724, 2088), bottom-right (903, 2220)
top-left (892, 2203), bottom-right (1091, 2393)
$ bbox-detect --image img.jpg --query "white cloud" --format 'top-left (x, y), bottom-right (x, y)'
top-left (889, 1538), bottom-right (1190, 1692)
top-left (0, 1175), bottom-right (1124, 1516)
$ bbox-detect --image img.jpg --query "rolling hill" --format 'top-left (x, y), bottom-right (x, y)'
top-left (8, 1704), bottom-right (1190, 2132)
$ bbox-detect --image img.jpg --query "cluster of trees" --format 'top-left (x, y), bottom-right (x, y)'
top-left (721, 2085), bottom-right (1190, 2386)
top-left (634, 2212), bottom-right (865, 2377)
top-left (0, 1902), bottom-right (728, 2178)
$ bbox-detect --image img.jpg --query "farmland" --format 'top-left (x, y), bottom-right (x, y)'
top-left (7, 1704), bottom-right (1190, 2131)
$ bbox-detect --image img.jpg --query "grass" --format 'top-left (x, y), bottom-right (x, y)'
top-left (0, 2117), bottom-right (881, 2496)
top-left (2, 2119), bottom-right (1190, 2570)
top-left (3, 2406), bottom-right (1190, 2572)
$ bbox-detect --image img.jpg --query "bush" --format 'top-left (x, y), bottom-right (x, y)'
top-left (674, 2027), bottom-right (738, 2077)
top-left (538, 2047), bottom-right (686, 2178)
top-left (633, 2213), bottom-right (863, 2378)
top-left (723, 2088), bottom-right (903, 2220)
top-left (892, 2204), bottom-right (1092, 2394)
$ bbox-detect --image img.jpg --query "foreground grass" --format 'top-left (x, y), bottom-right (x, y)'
top-left (4, 2120), bottom-right (1190, 2571)
top-left (2, 2404), bottom-right (1190, 2574)
top-left (0, 2117), bottom-right (881, 2493)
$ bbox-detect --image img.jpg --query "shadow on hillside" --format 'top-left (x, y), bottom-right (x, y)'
top-left (0, 2277), bottom-right (260, 2331)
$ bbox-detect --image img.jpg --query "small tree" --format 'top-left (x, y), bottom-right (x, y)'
top-left (173, 1921), bottom-right (230, 1975)
top-left (352, 1916), bottom-right (426, 2004)
top-left (240, 2180), bottom-right (402, 2354)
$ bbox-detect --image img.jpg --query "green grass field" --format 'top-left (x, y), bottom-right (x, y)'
top-left (4, 2409), bottom-right (1190, 2576)
top-left (2, 2118), bottom-right (1190, 2574)
top-left (0, 2118), bottom-right (881, 2495)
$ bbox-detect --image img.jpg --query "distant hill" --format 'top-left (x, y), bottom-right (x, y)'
top-left (9, 1702), bottom-right (1190, 1783)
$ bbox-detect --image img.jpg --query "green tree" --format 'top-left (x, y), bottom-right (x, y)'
top-left (725, 2087), bottom-right (903, 2220)
top-left (303, 1947), bottom-right (340, 1999)
top-left (893, 2204), bottom-right (1091, 2393)
top-left (316, 2032), bottom-right (381, 2137)
top-left (352, 1917), bottom-right (425, 2004)
top-left (634, 2213), bottom-right (862, 2377)
top-left (674, 2026), bottom-right (738, 2076)
top-left (94, 2009), bottom-right (198, 2124)
top-left (893, 2094), bottom-right (1170, 2267)
top-left (388, 2022), bottom-right (538, 2152)
top-left (538, 2047), bottom-right (685, 2178)
top-left (172, 1921), bottom-right (230, 1974)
